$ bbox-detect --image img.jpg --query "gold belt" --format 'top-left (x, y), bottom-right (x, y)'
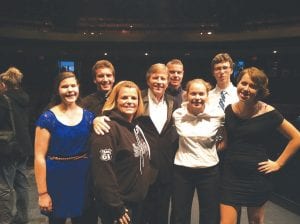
top-left (48, 153), bottom-right (88, 161)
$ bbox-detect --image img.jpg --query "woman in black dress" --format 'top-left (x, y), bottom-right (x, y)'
top-left (220, 67), bottom-right (300, 224)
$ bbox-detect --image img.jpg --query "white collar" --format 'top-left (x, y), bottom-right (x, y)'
top-left (214, 82), bottom-right (235, 93)
top-left (148, 88), bottom-right (165, 104)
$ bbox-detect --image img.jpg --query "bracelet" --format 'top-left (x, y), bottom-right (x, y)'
top-left (215, 135), bottom-right (223, 142)
top-left (38, 191), bottom-right (48, 196)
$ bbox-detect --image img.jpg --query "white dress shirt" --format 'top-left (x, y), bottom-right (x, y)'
top-left (173, 102), bottom-right (224, 168)
top-left (208, 82), bottom-right (239, 113)
top-left (148, 89), bottom-right (167, 134)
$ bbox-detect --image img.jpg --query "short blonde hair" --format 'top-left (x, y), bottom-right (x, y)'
top-left (185, 78), bottom-right (212, 94)
top-left (146, 63), bottom-right (168, 81)
top-left (103, 80), bottom-right (144, 118)
top-left (166, 59), bottom-right (183, 67)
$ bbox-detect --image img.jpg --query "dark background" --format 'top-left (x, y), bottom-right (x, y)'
top-left (1, 0), bottom-right (299, 213)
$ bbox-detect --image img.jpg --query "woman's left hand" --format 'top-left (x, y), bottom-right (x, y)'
top-left (258, 159), bottom-right (281, 174)
top-left (118, 209), bottom-right (130, 224)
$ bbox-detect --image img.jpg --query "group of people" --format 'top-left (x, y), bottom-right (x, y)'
top-left (0, 53), bottom-right (299, 224)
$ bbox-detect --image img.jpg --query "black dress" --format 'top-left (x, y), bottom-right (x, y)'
top-left (221, 105), bottom-right (284, 207)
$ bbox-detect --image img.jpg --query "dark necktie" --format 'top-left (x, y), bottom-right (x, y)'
top-left (219, 90), bottom-right (226, 111)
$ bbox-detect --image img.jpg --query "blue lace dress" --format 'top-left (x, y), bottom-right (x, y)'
top-left (36, 109), bottom-right (94, 218)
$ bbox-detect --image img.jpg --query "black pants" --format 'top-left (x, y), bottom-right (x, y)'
top-left (82, 198), bottom-right (98, 224)
top-left (172, 165), bottom-right (220, 224)
top-left (141, 180), bottom-right (172, 224)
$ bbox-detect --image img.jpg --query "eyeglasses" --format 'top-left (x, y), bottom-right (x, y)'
top-left (214, 66), bottom-right (230, 71)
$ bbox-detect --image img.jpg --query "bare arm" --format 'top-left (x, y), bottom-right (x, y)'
top-left (93, 115), bottom-right (111, 135)
top-left (258, 119), bottom-right (300, 174)
top-left (34, 127), bottom-right (53, 211)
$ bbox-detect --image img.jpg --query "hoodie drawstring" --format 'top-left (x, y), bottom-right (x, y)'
top-left (133, 125), bottom-right (150, 174)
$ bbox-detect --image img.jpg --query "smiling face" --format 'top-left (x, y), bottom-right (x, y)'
top-left (117, 86), bottom-right (139, 122)
top-left (237, 73), bottom-right (258, 103)
top-left (168, 63), bottom-right (184, 89)
top-left (94, 67), bottom-right (115, 92)
top-left (147, 72), bottom-right (169, 100)
top-left (58, 77), bottom-right (79, 105)
top-left (186, 82), bottom-right (208, 115)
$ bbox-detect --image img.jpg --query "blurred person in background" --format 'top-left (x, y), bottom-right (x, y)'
top-left (0, 67), bottom-right (32, 224)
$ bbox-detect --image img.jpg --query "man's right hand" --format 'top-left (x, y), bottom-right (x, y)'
top-left (93, 116), bottom-right (111, 135)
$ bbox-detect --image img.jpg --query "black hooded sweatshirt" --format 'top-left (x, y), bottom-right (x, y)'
top-left (0, 89), bottom-right (32, 158)
top-left (90, 109), bottom-right (151, 219)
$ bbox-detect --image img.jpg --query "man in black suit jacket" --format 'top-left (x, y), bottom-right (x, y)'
top-left (138, 63), bottom-right (179, 224)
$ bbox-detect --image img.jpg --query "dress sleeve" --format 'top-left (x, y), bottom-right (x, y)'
top-left (83, 109), bottom-right (95, 126)
top-left (90, 130), bottom-right (125, 219)
top-left (272, 109), bottom-right (284, 127)
top-left (35, 111), bottom-right (55, 132)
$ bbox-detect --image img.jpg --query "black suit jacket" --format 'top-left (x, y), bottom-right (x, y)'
top-left (138, 89), bottom-right (179, 184)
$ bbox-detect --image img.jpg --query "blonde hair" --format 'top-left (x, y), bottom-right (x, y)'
top-left (166, 59), bottom-right (183, 67)
top-left (146, 63), bottom-right (168, 81)
top-left (185, 78), bottom-right (212, 94)
top-left (103, 80), bottom-right (144, 118)
top-left (0, 67), bottom-right (23, 89)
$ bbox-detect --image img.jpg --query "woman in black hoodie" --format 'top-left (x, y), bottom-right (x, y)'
top-left (0, 67), bottom-right (32, 224)
top-left (90, 80), bottom-right (151, 224)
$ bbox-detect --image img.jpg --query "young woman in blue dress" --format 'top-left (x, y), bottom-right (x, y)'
top-left (34, 72), bottom-right (94, 224)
